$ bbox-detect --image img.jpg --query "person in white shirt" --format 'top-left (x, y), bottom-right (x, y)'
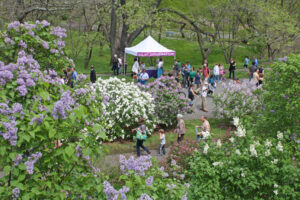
top-left (201, 82), bottom-right (209, 112)
top-left (157, 57), bottom-right (164, 78)
top-left (59, 75), bottom-right (65, 85)
top-left (213, 63), bottom-right (220, 82)
top-left (158, 129), bottom-right (166, 155)
top-left (132, 57), bottom-right (139, 75)
top-left (140, 69), bottom-right (149, 85)
top-left (118, 56), bottom-right (122, 75)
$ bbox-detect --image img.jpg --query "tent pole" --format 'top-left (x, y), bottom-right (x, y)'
top-left (124, 52), bottom-right (126, 75)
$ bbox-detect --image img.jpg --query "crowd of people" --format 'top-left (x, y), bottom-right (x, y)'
top-left (60, 67), bottom-right (78, 87)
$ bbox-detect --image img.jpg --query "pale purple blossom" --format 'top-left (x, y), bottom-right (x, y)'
top-left (18, 40), bottom-right (27, 49)
top-left (13, 154), bottom-right (23, 166)
top-left (42, 41), bottom-right (49, 49)
top-left (146, 176), bottom-right (153, 186)
top-left (12, 187), bottom-right (20, 200)
top-left (138, 194), bottom-right (152, 200)
top-left (24, 152), bottom-right (42, 174)
top-left (119, 155), bottom-right (152, 176)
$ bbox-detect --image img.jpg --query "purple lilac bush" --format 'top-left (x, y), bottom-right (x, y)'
top-left (213, 80), bottom-right (262, 119)
top-left (0, 20), bottom-right (73, 71)
top-left (139, 76), bottom-right (191, 127)
top-left (0, 21), bottom-right (105, 199)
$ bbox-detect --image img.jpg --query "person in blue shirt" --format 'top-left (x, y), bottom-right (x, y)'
top-left (253, 56), bottom-right (258, 67)
top-left (244, 56), bottom-right (250, 68)
top-left (140, 69), bottom-right (149, 85)
top-left (187, 62), bottom-right (191, 71)
top-left (71, 67), bottom-right (77, 88)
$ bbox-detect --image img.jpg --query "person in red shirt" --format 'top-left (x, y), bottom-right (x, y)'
top-left (202, 63), bottom-right (210, 81)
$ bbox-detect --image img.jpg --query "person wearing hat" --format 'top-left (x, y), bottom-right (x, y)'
top-left (175, 114), bottom-right (186, 143)
top-left (201, 81), bottom-right (209, 112)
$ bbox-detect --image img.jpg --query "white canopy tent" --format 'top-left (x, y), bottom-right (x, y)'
top-left (124, 36), bottom-right (176, 62)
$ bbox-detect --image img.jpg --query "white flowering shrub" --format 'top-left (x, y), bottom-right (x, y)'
top-left (213, 81), bottom-right (263, 119)
top-left (91, 77), bottom-right (156, 140)
top-left (187, 118), bottom-right (300, 199)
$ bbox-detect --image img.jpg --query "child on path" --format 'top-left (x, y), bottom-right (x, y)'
top-left (158, 129), bottom-right (166, 156)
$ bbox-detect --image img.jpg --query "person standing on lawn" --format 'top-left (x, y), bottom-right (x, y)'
top-left (195, 70), bottom-right (202, 91)
top-left (244, 56), bottom-right (250, 68)
top-left (253, 56), bottom-right (258, 67)
top-left (213, 63), bottom-right (220, 82)
top-left (118, 56), bottom-right (122, 75)
top-left (71, 67), bottom-right (77, 88)
top-left (229, 58), bottom-right (236, 80)
top-left (202, 63), bottom-right (210, 82)
top-left (157, 57), bottom-right (164, 78)
top-left (90, 65), bottom-right (96, 83)
top-left (132, 118), bottom-right (151, 157)
top-left (112, 54), bottom-right (119, 75)
top-left (158, 129), bottom-right (166, 156)
top-left (175, 114), bottom-right (186, 143)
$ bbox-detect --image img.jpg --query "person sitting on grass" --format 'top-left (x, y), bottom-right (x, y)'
top-left (140, 69), bottom-right (149, 85)
top-left (158, 129), bottom-right (166, 156)
top-left (132, 118), bottom-right (151, 157)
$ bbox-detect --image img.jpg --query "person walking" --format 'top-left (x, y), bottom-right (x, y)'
top-left (132, 119), bottom-right (150, 157)
top-left (189, 67), bottom-right (196, 86)
top-left (202, 64), bottom-right (210, 82)
top-left (244, 56), bottom-right (250, 68)
top-left (175, 114), bottom-right (186, 143)
top-left (229, 58), bottom-right (236, 80)
top-left (90, 65), bottom-right (96, 83)
top-left (112, 54), bottom-right (119, 75)
top-left (157, 58), bottom-right (164, 78)
top-left (195, 116), bottom-right (210, 141)
top-left (258, 65), bottom-right (264, 86)
top-left (219, 64), bottom-right (225, 81)
top-left (183, 64), bottom-right (189, 88)
top-left (213, 63), bottom-right (220, 82)
top-left (71, 67), bottom-right (77, 88)
top-left (158, 129), bottom-right (166, 156)
top-left (201, 81), bottom-right (209, 112)
top-left (249, 61), bottom-right (257, 81)
top-left (188, 84), bottom-right (197, 107)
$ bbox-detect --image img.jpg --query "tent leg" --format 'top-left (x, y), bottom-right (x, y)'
top-left (124, 53), bottom-right (126, 75)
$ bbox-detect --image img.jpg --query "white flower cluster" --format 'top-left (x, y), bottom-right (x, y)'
top-left (212, 162), bottom-right (223, 167)
top-left (233, 117), bottom-right (246, 137)
top-left (250, 144), bottom-right (258, 157)
top-left (91, 77), bottom-right (156, 140)
top-left (202, 131), bottom-right (210, 139)
top-left (203, 144), bottom-right (209, 154)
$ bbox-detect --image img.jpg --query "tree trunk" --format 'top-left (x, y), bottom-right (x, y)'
top-left (119, 0), bottom-right (129, 59)
top-left (158, 26), bottom-right (162, 43)
top-left (109, 0), bottom-right (117, 63)
top-left (84, 42), bottom-right (91, 69)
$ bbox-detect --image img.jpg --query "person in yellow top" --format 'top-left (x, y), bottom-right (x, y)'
top-left (253, 69), bottom-right (260, 86)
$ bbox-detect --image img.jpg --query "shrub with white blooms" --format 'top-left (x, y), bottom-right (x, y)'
top-left (91, 77), bottom-right (156, 140)
top-left (187, 117), bottom-right (300, 199)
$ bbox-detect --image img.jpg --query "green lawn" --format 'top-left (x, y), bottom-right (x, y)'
top-left (102, 118), bottom-right (231, 155)
top-left (65, 33), bottom-right (268, 74)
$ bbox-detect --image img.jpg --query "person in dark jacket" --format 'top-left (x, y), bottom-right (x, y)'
top-left (90, 65), bottom-right (96, 83)
top-left (229, 58), bottom-right (236, 80)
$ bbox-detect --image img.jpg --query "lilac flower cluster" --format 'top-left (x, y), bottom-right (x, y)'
top-left (18, 40), bottom-right (27, 49)
top-left (0, 61), bottom-right (15, 86)
top-left (24, 152), bottom-right (42, 174)
top-left (52, 91), bottom-right (75, 119)
top-left (103, 180), bottom-right (129, 200)
top-left (74, 88), bottom-right (89, 96)
top-left (30, 114), bottom-right (45, 126)
top-left (50, 26), bottom-right (67, 38)
top-left (138, 193), bottom-right (153, 200)
top-left (13, 154), bottom-right (23, 166)
top-left (119, 155), bottom-right (152, 176)
top-left (12, 187), bottom-right (20, 200)
top-left (146, 176), bottom-right (153, 186)
top-left (0, 102), bottom-right (24, 146)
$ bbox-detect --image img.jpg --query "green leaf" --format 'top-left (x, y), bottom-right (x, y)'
top-left (0, 146), bottom-right (6, 156)
top-left (3, 166), bottom-right (11, 175)
top-left (49, 128), bottom-right (56, 138)
top-left (65, 145), bottom-right (75, 157)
